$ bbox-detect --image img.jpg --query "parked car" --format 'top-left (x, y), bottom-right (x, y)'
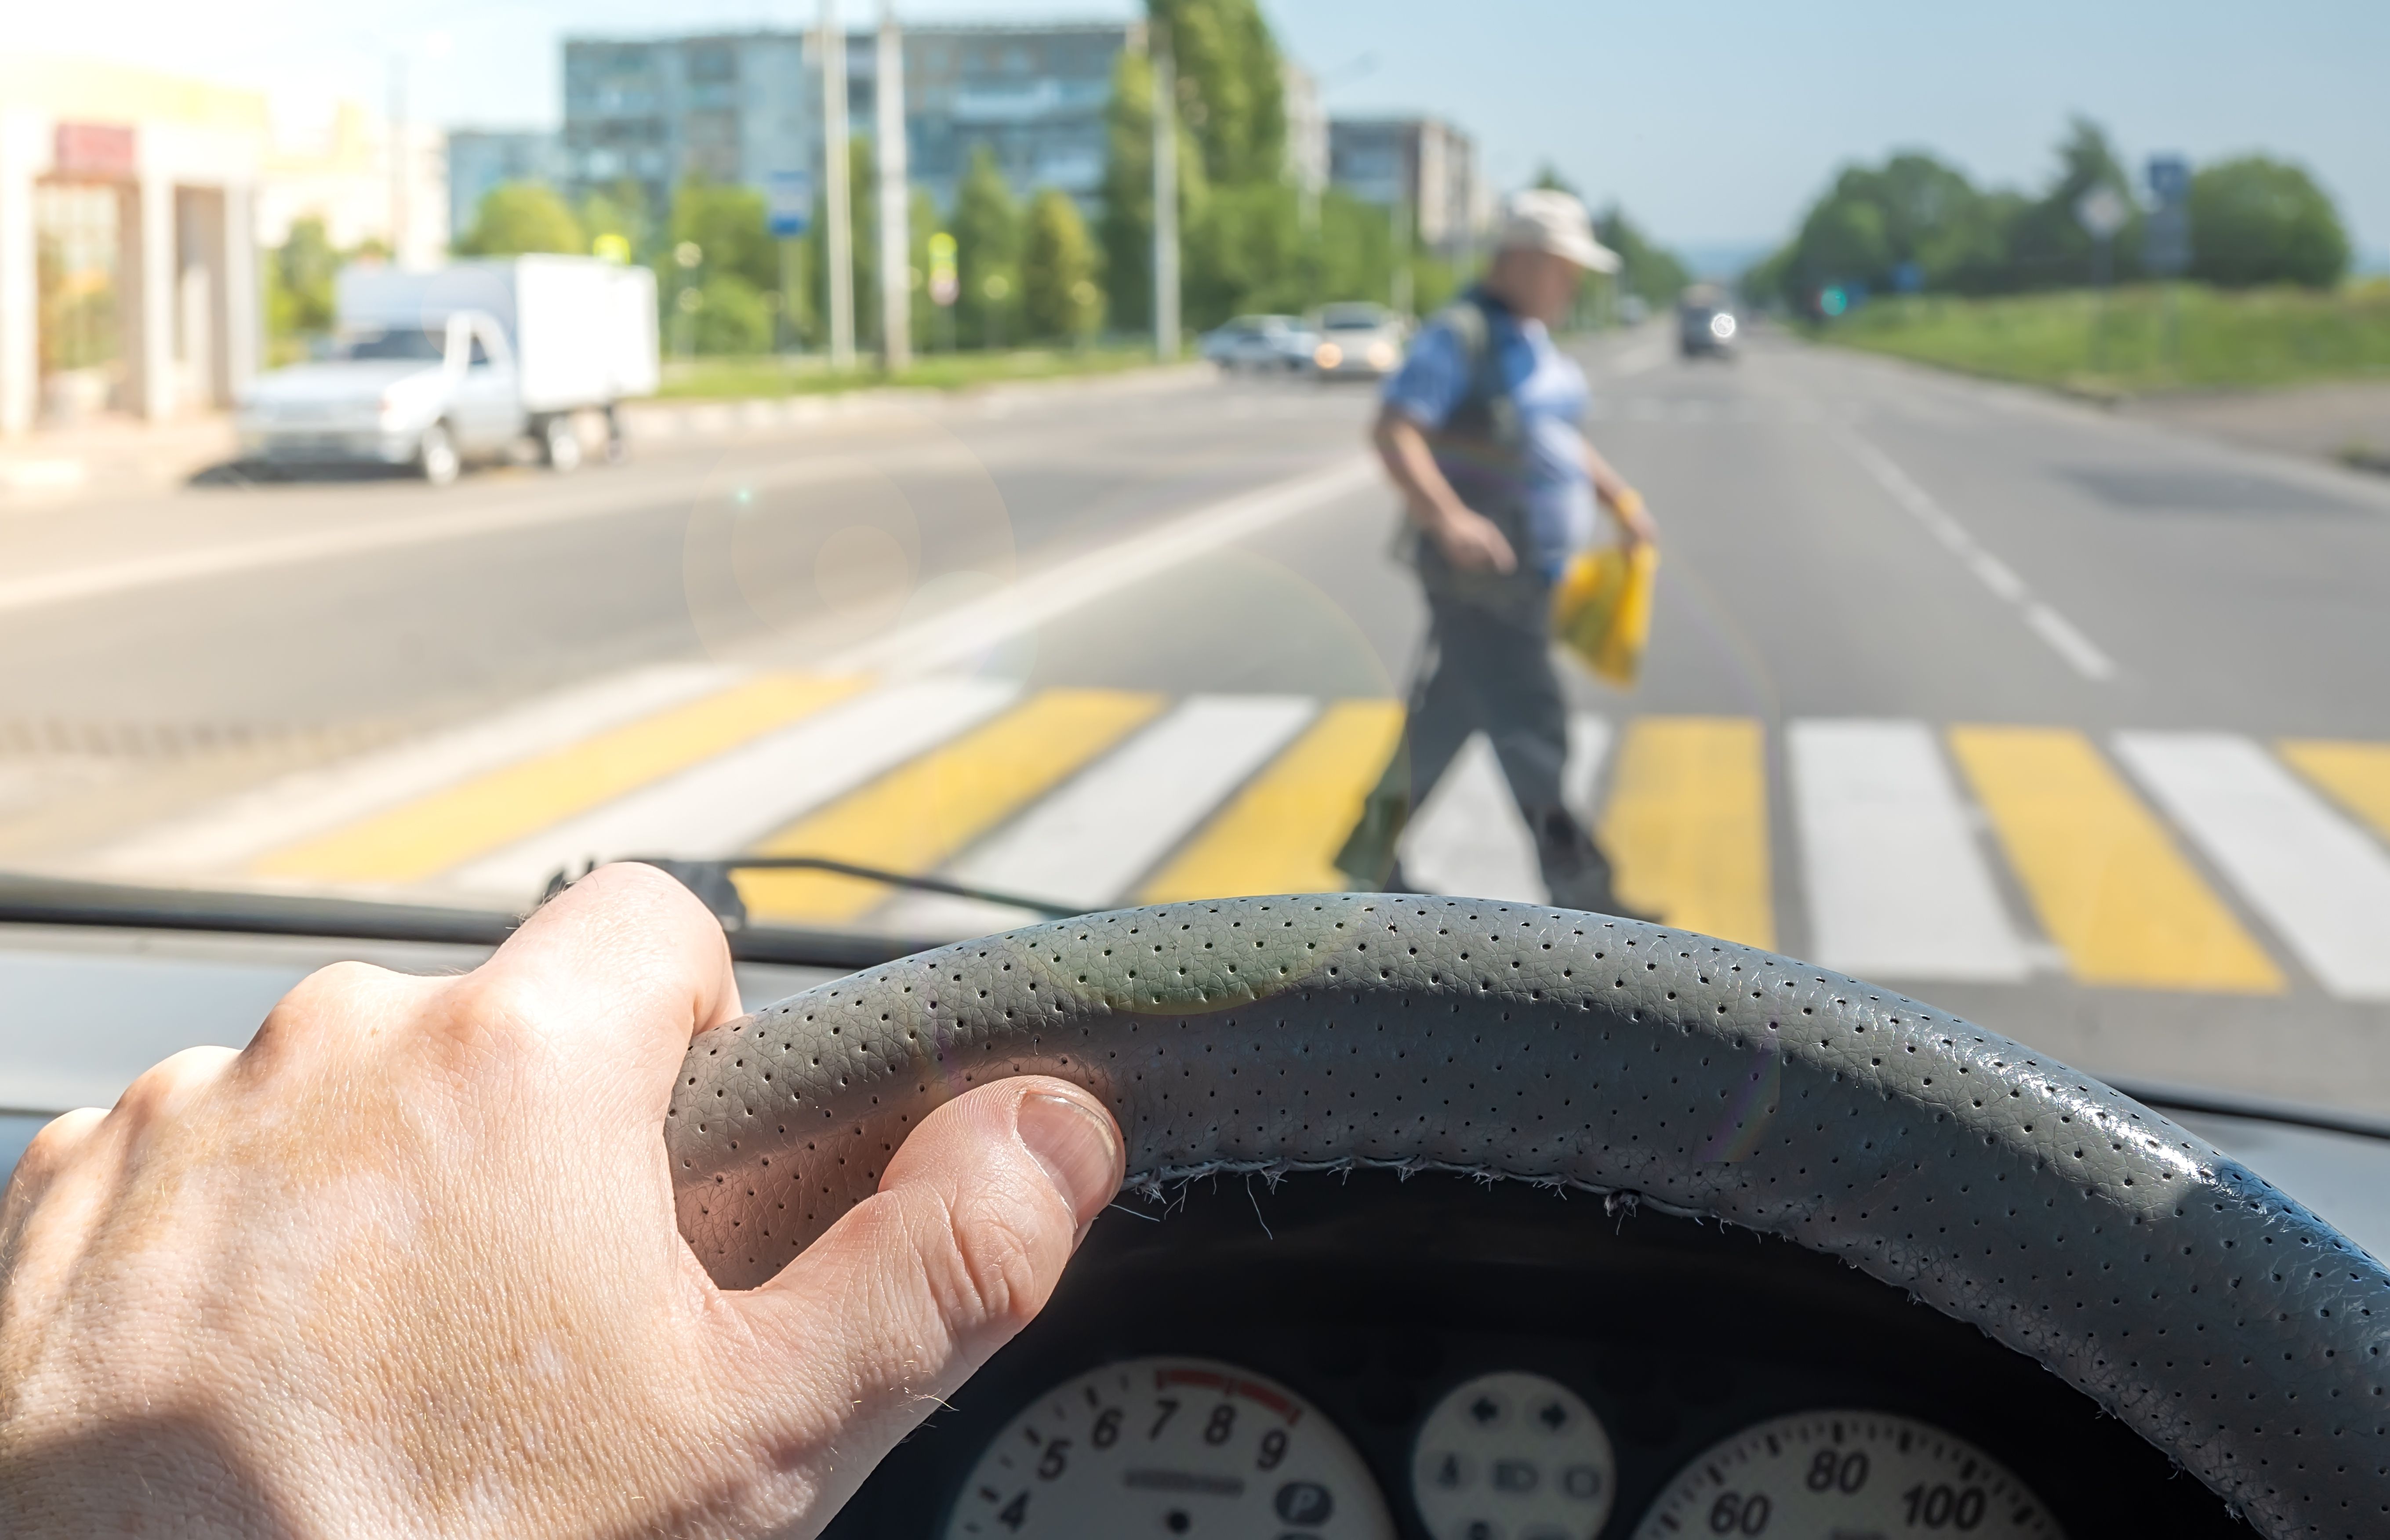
top-left (1199, 313), bottom-right (1317, 372)
top-left (1309, 302), bottom-right (1407, 379)
top-left (237, 256), bottom-right (660, 484)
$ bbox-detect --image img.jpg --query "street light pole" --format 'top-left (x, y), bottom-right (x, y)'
top-left (1150, 27), bottom-right (1179, 360)
top-left (876, 0), bottom-right (910, 371)
top-left (387, 53), bottom-right (409, 266)
top-left (821, 0), bottom-right (855, 369)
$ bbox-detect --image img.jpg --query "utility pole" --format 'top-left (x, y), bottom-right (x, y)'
top-left (821, 0), bottom-right (855, 369)
top-left (1150, 27), bottom-right (1179, 360)
top-left (387, 53), bottom-right (409, 266)
top-left (875, 1), bottom-right (910, 370)
top-left (1391, 193), bottom-right (1413, 318)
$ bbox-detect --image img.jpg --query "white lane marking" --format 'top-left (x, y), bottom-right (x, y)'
top-left (92, 662), bottom-right (745, 877)
top-left (2024, 604), bottom-right (2116, 681)
top-left (826, 455), bottom-right (1378, 677)
top-left (1789, 719), bottom-right (2030, 982)
top-left (1402, 734), bottom-right (1544, 904)
top-left (445, 677), bottom-right (1021, 901)
top-left (2114, 732), bottom-right (2390, 1002)
top-left (1562, 712), bottom-right (1613, 825)
top-left (1842, 432), bottom-right (2117, 682)
top-left (878, 694), bottom-right (1319, 935)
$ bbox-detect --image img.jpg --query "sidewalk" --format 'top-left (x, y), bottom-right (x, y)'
top-left (0, 414), bottom-right (238, 501)
top-left (2120, 378), bottom-right (2390, 473)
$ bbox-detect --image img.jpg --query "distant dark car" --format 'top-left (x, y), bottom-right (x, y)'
top-left (1678, 283), bottom-right (1738, 358)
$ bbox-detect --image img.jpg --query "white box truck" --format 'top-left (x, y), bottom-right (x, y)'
top-left (237, 256), bottom-right (660, 484)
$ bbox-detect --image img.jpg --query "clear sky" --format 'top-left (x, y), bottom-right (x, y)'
top-left (21, 0), bottom-right (2389, 261)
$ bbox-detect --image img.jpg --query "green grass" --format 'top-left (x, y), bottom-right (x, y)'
top-left (652, 344), bottom-right (1174, 400)
top-left (1814, 281), bottom-right (2390, 395)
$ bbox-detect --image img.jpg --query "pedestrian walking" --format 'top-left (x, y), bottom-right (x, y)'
top-left (1335, 189), bottom-right (1659, 914)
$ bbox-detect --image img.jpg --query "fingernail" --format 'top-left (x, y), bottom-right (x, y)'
top-left (1017, 1091), bottom-right (1123, 1230)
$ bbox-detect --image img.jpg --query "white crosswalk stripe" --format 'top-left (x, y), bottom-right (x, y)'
top-left (1403, 735), bottom-right (1544, 903)
top-left (877, 694), bottom-right (1318, 935)
top-left (2115, 732), bottom-right (2390, 1001)
top-left (448, 677), bottom-right (1021, 899)
top-left (1399, 717), bottom-right (1611, 905)
top-left (1790, 719), bottom-right (2031, 982)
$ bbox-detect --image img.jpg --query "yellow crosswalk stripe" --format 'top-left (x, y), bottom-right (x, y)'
top-left (1947, 725), bottom-right (2281, 992)
top-left (737, 689), bottom-right (1165, 923)
top-left (1139, 699), bottom-right (1405, 902)
top-left (2280, 740), bottom-right (2390, 846)
top-left (255, 673), bottom-right (867, 883)
top-left (1599, 716), bottom-right (1775, 949)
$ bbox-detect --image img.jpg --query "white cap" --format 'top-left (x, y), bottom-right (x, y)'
top-left (1496, 189), bottom-right (1621, 273)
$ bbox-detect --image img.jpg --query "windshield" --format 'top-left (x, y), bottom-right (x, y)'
top-left (1320, 306), bottom-right (1389, 329)
top-left (328, 326), bottom-right (447, 362)
top-left (10, 1), bottom-right (2388, 1130)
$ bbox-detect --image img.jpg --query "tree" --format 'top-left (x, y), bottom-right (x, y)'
top-left (1097, 46), bottom-right (1206, 334)
top-left (670, 181), bottom-right (777, 291)
top-left (2002, 117), bottom-right (2138, 288)
top-left (1022, 189), bottom-right (1101, 341)
top-left (578, 182), bottom-right (654, 264)
top-left (1594, 205), bottom-right (1691, 309)
top-left (952, 146), bottom-right (1022, 348)
top-left (1150, 0), bottom-right (1286, 187)
top-left (2189, 156), bottom-right (2350, 289)
top-left (269, 217), bottom-right (340, 337)
top-left (456, 182), bottom-right (584, 257)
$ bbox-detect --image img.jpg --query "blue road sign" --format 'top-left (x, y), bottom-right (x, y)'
top-left (2144, 154), bottom-right (2191, 277)
top-left (767, 171), bottom-right (812, 238)
top-left (2147, 154), bottom-right (2191, 206)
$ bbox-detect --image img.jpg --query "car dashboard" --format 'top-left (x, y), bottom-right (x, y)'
top-left (825, 1169), bottom-right (2256, 1539)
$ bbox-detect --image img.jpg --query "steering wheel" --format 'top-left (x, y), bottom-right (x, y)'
top-left (665, 895), bottom-right (2387, 1540)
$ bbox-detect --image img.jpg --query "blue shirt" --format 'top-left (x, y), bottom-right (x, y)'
top-left (1381, 297), bottom-right (1597, 581)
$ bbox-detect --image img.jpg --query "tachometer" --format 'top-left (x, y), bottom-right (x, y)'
top-left (943, 1355), bottom-right (1394, 1539)
top-left (1632, 1409), bottom-right (2061, 1539)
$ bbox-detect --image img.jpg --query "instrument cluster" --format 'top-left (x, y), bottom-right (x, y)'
top-left (823, 1170), bottom-right (2256, 1539)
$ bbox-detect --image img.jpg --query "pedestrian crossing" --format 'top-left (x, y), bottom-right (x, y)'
top-left (107, 669), bottom-right (2390, 1003)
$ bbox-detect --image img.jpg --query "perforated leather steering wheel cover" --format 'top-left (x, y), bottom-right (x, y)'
top-left (665, 895), bottom-right (2390, 1539)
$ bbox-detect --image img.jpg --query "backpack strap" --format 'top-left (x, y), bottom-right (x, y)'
top-left (1433, 290), bottom-right (1522, 449)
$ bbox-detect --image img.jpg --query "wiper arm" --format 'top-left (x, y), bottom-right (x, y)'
top-left (546, 856), bottom-right (1083, 931)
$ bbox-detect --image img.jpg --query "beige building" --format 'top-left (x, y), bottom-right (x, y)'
top-left (0, 58), bottom-right (450, 437)
top-left (0, 57), bottom-right (270, 431)
top-left (257, 101), bottom-right (447, 269)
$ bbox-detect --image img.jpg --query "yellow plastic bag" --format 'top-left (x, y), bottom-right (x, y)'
top-left (1551, 540), bottom-right (1658, 686)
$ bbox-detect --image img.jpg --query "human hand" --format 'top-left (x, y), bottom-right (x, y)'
top-left (1428, 505), bottom-right (1520, 574)
top-left (1609, 486), bottom-right (1659, 551)
top-left (0, 862), bottom-right (1124, 1538)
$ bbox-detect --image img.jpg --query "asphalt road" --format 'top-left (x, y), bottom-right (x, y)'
top-left (12, 327), bottom-right (2390, 1114)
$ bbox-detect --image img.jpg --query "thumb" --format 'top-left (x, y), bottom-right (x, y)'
top-left (725, 1077), bottom-right (1123, 1491)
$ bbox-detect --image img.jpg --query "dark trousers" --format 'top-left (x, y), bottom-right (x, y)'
top-left (1335, 591), bottom-right (1628, 912)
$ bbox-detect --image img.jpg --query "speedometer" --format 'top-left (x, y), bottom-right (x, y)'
top-left (1632, 1410), bottom-right (2061, 1538)
top-left (943, 1355), bottom-right (1394, 1539)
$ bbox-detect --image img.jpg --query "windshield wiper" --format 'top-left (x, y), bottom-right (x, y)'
top-left (548, 856), bottom-right (1083, 931)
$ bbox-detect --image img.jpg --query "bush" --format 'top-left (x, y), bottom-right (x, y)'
top-left (457, 183), bottom-right (584, 257)
top-left (692, 276), bottom-right (773, 355)
top-left (2189, 157), bottom-right (2350, 290)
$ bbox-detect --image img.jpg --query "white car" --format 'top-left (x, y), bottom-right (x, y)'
top-left (1309, 302), bottom-right (1406, 378)
top-left (1199, 314), bottom-right (1318, 372)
